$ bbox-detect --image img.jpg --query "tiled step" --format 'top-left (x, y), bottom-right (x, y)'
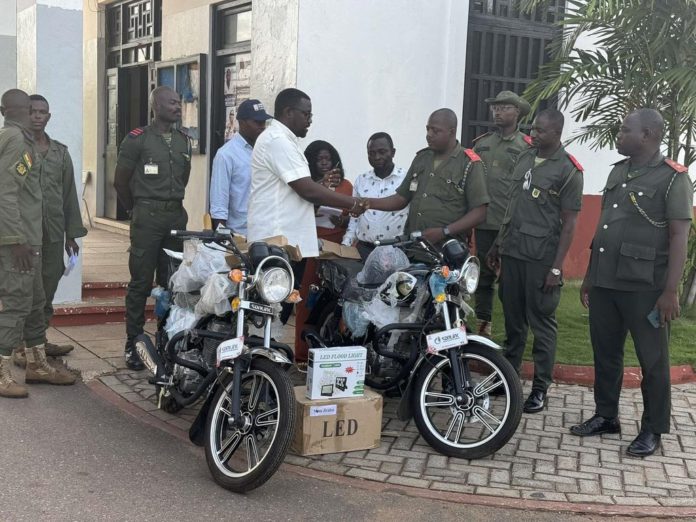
top-left (52, 296), bottom-right (153, 327)
top-left (82, 281), bottom-right (128, 299)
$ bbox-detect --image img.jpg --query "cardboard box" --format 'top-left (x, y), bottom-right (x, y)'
top-left (306, 346), bottom-right (366, 399)
top-left (291, 386), bottom-right (383, 456)
top-left (225, 234), bottom-right (303, 267)
top-left (318, 239), bottom-right (361, 260)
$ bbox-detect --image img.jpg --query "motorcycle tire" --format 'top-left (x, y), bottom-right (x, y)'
top-left (316, 300), bottom-right (341, 346)
top-left (412, 344), bottom-right (523, 459)
top-left (204, 357), bottom-right (296, 493)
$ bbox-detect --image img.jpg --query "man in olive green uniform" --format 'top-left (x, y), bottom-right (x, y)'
top-left (488, 109), bottom-right (583, 413)
top-left (472, 91), bottom-right (533, 337)
top-left (0, 89), bottom-right (76, 399)
top-left (570, 109), bottom-right (693, 458)
top-left (114, 86), bottom-right (190, 370)
top-left (368, 108), bottom-right (489, 249)
top-left (31, 94), bottom-right (87, 356)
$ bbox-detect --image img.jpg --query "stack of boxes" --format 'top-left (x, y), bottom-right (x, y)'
top-left (291, 346), bottom-right (384, 456)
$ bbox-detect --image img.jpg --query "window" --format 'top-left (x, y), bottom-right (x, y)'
top-left (156, 55), bottom-right (207, 154)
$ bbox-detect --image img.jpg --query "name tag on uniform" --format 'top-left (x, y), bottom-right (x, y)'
top-left (144, 162), bottom-right (159, 175)
top-left (409, 180), bottom-right (418, 192)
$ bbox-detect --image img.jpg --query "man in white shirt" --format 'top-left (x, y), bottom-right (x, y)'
top-left (247, 88), bottom-right (366, 257)
top-left (342, 132), bottom-right (409, 260)
top-left (209, 99), bottom-right (271, 235)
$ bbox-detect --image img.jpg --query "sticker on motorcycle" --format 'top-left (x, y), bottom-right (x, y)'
top-left (216, 336), bottom-right (245, 366)
top-left (426, 326), bottom-right (468, 354)
top-left (240, 300), bottom-right (274, 315)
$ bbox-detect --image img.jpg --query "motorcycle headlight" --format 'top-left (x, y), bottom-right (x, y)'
top-left (460, 257), bottom-right (480, 294)
top-left (257, 267), bottom-right (292, 303)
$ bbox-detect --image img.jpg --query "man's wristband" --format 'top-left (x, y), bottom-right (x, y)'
top-left (442, 226), bottom-right (451, 237)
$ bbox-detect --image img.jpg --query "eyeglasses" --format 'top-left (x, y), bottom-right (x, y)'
top-left (292, 107), bottom-right (313, 119)
top-left (490, 105), bottom-right (518, 113)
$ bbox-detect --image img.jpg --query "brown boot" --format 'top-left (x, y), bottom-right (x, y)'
top-left (45, 342), bottom-right (74, 356)
top-left (12, 346), bottom-right (26, 368)
top-left (25, 345), bottom-right (77, 385)
top-left (477, 319), bottom-right (492, 338)
top-left (0, 355), bottom-right (28, 398)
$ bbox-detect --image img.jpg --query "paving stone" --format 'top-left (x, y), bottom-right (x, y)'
top-left (133, 400), bottom-right (159, 412)
top-left (99, 375), bottom-right (120, 386)
top-left (430, 482), bottom-right (476, 494)
top-left (284, 455), bottom-right (312, 466)
top-left (612, 496), bottom-right (661, 506)
top-left (345, 468), bottom-right (388, 482)
top-left (490, 470), bottom-right (509, 483)
top-left (386, 476), bottom-right (431, 488)
top-left (522, 491), bottom-right (568, 502)
top-left (579, 479), bottom-right (601, 494)
top-left (308, 461), bottom-right (349, 475)
top-left (475, 486), bottom-right (520, 498)
top-left (426, 455), bottom-right (448, 468)
top-left (403, 458), bottom-right (425, 473)
top-left (566, 494), bottom-right (615, 504)
top-left (379, 462), bottom-right (403, 475)
top-left (659, 498), bottom-right (696, 507)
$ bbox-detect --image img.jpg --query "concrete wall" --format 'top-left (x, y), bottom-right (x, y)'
top-left (295, 0), bottom-right (468, 182)
top-left (249, 0), bottom-right (299, 110)
top-left (16, 0), bottom-right (84, 303)
top-left (0, 0), bottom-right (18, 127)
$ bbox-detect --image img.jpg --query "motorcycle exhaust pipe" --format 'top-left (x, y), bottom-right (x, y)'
top-left (134, 334), bottom-right (166, 381)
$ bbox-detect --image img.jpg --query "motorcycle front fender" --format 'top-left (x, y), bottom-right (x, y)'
top-left (249, 347), bottom-right (292, 365)
top-left (189, 385), bottom-right (218, 446)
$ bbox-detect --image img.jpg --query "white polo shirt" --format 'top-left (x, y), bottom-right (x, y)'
top-left (247, 119), bottom-right (318, 257)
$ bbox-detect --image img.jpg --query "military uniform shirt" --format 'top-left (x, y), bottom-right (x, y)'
top-left (588, 153), bottom-right (693, 292)
top-left (473, 130), bottom-right (532, 230)
top-left (396, 143), bottom-right (490, 243)
top-left (116, 125), bottom-right (191, 203)
top-left (38, 136), bottom-right (88, 243)
top-left (0, 122), bottom-right (40, 246)
top-left (499, 145), bottom-right (583, 266)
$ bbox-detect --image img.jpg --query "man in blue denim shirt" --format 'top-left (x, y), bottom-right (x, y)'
top-left (210, 99), bottom-right (271, 234)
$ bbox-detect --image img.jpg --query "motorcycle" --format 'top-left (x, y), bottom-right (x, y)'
top-left (134, 229), bottom-right (297, 492)
top-left (304, 233), bottom-right (523, 459)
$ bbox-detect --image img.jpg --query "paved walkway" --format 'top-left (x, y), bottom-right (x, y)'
top-left (36, 322), bottom-right (696, 513)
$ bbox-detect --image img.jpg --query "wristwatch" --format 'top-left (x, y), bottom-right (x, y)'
top-left (442, 226), bottom-right (451, 237)
top-left (550, 267), bottom-right (562, 276)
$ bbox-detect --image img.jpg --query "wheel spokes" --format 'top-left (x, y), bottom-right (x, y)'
top-left (423, 391), bottom-right (455, 407)
top-left (218, 431), bottom-right (242, 462)
top-left (245, 434), bottom-right (260, 470)
top-left (444, 411), bottom-right (465, 442)
top-left (255, 408), bottom-right (279, 427)
top-left (473, 371), bottom-right (503, 397)
top-left (471, 405), bottom-right (502, 434)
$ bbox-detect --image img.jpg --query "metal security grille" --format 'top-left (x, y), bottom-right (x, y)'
top-left (462, 0), bottom-right (565, 145)
top-left (106, 0), bottom-right (162, 68)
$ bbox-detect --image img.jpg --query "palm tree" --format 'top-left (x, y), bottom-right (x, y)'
top-left (520, 0), bottom-right (696, 166)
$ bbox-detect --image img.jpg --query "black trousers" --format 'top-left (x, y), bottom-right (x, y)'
top-left (588, 286), bottom-right (671, 433)
top-left (499, 256), bottom-right (561, 392)
top-left (474, 229), bottom-right (498, 322)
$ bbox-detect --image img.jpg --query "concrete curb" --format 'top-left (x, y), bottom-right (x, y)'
top-left (86, 379), bottom-right (696, 518)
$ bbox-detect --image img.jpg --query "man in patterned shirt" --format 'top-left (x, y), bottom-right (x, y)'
top-left (342, 132), bottom-right (409, 260)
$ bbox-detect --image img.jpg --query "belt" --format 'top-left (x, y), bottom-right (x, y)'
top-left (136, 199), bottom-right (183, 210)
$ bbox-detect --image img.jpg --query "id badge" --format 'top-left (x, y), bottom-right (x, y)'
top-left (409, 180), bottom-right (419, 192)
top-left (144, 162), bottom-right (159, 175)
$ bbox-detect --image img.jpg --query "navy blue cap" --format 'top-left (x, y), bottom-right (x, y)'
top-left (237, 99), bottom-right (272, 121)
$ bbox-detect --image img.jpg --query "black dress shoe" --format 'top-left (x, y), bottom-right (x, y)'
top-left (569, 414), bottom-right (621, 436)
top-left (523, 389), bottom-right (547, 413)
top-left (627, 431), bottom-right (661, 457)
top-left (124, 337), bottom-right (145, 371)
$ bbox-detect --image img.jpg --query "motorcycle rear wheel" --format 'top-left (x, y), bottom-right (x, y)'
top-left (412, 344), bottom-right (522, 459)
top-left (204, 358), bottom-right (296, 493)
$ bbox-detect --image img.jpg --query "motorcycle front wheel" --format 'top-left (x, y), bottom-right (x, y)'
top-left (412, 344), bottom-right (522, 459)
top-left (204, 358), bottom-right (296, 493)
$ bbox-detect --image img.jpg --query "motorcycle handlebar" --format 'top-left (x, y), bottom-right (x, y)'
top-left (170, 229), bottom-right (231, 240)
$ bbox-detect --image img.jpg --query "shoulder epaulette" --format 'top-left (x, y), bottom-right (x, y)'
top-left (415, 147), bottom-right (431, 155)
top-left (176, 127), bottom-right (190, 139)
top-left (51, 138), bottom-right (67, 149)
top-left (472, 132), bottom-right (491, 144)
top-left (567, 153), bottom-right (584, 172)
top-left (612, 158), bottom-right (629, 166)
top-left (128, 127), bottom-right (146, 138)
top-left (665, 158), bottom-right (688, 173)
top-left (464, 148), bottom-right (481, 162)
top-left (523, 134), bottom-right (533, 146)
